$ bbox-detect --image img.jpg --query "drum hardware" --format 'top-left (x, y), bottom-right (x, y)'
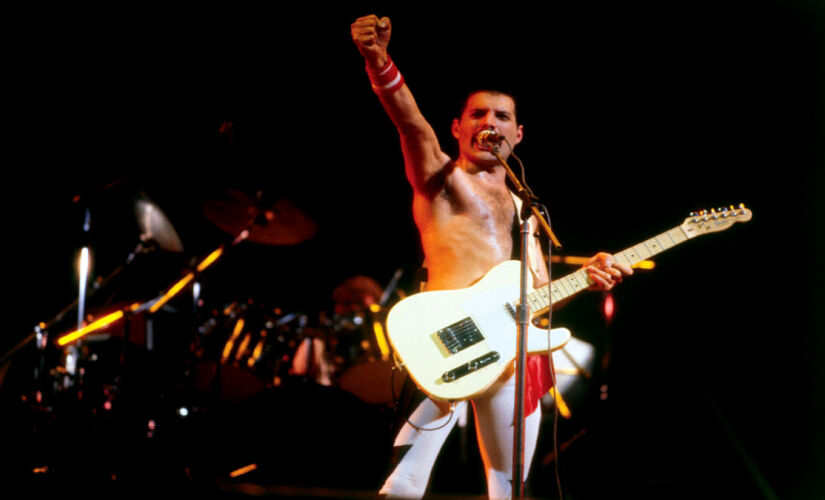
top-left (191, 297), bottom-right (311, 403)
top-left (311, 273), bottom-right (413, 405)
top-left (0, 179), bottom-right (415, 488)
top-left (0, 191), bottom-right (186, 417)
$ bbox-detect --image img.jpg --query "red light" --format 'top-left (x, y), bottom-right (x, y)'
top-left (602, 293), bottom-right (615, 324)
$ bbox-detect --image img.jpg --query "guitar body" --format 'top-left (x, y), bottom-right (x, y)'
top-left (386, 205), bottom-right (752, 402)
top-left (386, 260), bottom-right (571, 401)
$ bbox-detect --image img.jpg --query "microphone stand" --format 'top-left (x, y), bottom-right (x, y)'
top-left (489, 141), bottom-right (561, 498)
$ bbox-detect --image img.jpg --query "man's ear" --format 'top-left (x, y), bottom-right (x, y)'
top-left (451, 118), bottom-right (460, 140)
top-left (514, 124), bottom-right (524, 145)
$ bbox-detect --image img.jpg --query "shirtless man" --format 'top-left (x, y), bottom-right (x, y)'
top-left (351, 15), bottom-right (632, 498)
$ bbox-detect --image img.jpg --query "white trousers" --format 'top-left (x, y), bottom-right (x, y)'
top-left (379, 372), bottom-right (542, 499)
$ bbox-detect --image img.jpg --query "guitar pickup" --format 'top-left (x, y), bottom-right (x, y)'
top-left (436, 317), bottom-right (484, 354)
top-left (441, 351), bottom-right (500, 383)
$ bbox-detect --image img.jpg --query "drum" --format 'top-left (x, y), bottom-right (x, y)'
top-left (338, 357), bottom-right (406, 405)
top-left (192, 299), bottom-right (304, 403)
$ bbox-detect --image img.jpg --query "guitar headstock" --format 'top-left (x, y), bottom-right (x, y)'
top-left (681, 203), bottom-right (752, 239)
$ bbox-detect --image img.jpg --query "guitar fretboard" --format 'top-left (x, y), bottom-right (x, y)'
top-left (525, 225), bottom-right (690, 315)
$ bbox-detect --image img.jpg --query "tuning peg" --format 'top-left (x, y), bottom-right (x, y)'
top-left (710, 208), bottom-right (718, 219)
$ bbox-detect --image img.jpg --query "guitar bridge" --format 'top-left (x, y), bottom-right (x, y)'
top-left (436, 317), bottom-right (484, 354)
top-left (441, 351), bottom-right (500, 382)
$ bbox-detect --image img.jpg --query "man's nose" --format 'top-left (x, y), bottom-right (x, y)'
top-left (479, 111), bottom-right (496, 127)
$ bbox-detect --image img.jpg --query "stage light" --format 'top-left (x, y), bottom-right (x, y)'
top-left (229, 464), bottom-right (258, 478)
top-left (235, 333), bottom-right (252, 362)
top-left (603, 293), bottom-right (615, 324)
top-left (77, 247), bottom-right (90, 329)
top-left (197, 247), bottom-right (224, 272)
top-left (249, 339), bottom-right (266, 368)
top-left (373, 320), bottom-right (390, 360)
top-left (149, 272), bottom-right (195, 313)
top-left (221, 318), bottom-right (245, 363)
top-left (548, 387), bottom-right (572, 419)
top-left (57, 310), bottom-right (125, 346)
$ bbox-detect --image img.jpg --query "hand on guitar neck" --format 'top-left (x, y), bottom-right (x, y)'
top-left (583, 252), bottom-right (634, 291)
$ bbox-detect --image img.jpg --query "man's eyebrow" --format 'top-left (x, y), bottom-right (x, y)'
top-left (465, 106), bottom-right (513, 117)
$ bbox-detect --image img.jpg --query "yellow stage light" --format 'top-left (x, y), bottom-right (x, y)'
top-left (549, 387), bottom-right (572, 419)
top-left (149, 272), bottom-right (195, 313)
top-left (197, 247), bottom-right (224, 272)
top-left (57, 310), bottom-right (125, 346)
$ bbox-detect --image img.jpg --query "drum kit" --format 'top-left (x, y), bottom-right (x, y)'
top-left (0, 185), bottom-right (403, 492)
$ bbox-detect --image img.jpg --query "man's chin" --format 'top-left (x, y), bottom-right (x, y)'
top-left (475, 147), bottom-right (499, 160)
top-left (459, 145), bottom-right (503, 167)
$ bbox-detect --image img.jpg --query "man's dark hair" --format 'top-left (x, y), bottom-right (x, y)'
top-left (457, 88), bottom-right (520, 123)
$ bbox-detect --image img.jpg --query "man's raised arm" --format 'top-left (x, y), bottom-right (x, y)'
top-left (351, 15), bottom-right (451, 194)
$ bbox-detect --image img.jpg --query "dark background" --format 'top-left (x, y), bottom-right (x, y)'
top-left (2, 1), bottom-right (823, 498)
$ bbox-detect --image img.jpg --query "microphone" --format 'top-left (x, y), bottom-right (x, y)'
top-left (477, 129), bottom-right (505, 144)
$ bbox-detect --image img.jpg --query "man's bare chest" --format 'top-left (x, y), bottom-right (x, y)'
top-left (440, 172), bottom-right (515, 233)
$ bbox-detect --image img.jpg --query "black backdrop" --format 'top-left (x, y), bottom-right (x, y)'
top-left (3, 2), bottom-right (823, 498)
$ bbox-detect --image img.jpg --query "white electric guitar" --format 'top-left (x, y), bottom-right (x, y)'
top-left (386, 205), bottom-right (752, 401)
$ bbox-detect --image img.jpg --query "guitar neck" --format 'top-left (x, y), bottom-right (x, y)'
top-left (528, 225), bottom-right (690, 315)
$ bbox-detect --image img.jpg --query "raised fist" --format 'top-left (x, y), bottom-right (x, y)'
top-left (351, 15), bottom-right (392, 68)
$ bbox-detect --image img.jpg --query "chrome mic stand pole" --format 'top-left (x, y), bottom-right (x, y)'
top-left (490, 141), bottom-right (560, 498)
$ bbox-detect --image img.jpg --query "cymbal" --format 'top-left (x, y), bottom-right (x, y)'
top-left (135, 197), bottom-right (184, 253)
top-left (203, 189), bottom-right (316, 245)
